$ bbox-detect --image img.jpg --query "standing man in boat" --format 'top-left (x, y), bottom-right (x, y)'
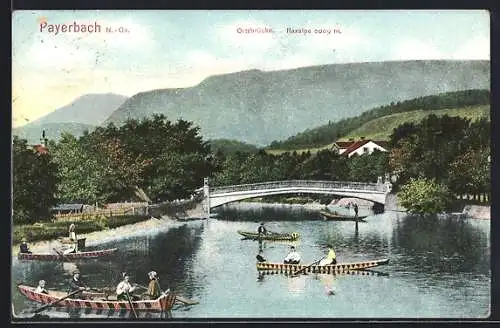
top-left (68, 270), bottom-right (90, 298)
top-left (257, 222), bottom-right (268, 236)
top-left (353, 203), bottom-right (359, 219)
top-left (284, 246), bottom-right (301, 264)
top-left (116, 272), bottom-right (139, 301)
top-left (63, 224), bottom-right (78, 254)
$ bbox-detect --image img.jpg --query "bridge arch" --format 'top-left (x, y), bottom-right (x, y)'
top-left (203, 179), bottom-right (391, 215)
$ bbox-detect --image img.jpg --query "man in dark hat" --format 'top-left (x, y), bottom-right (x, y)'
top-left (68, 270), bottom-right (90, 298)
top-left (257, 222), bottom-right (267, 235)
top-left (19, 238), bottom-right (32, 254)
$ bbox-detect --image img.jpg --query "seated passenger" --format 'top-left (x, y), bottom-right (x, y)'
top-left (35, 280), bottom-right (49, 294)
top-left (284, 246), bottom-right (301, 264)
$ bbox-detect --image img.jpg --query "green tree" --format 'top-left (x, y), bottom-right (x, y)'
top-left (348, 150), bottom-right (389, 182)
top-left (109, 115), bottom-right (214, 202)
top-left (398, 178), bottom-right (453, 214)
top-left (12, 136), bottom-right (59, 223)
top-left (52, 133), bottom-right (101, 203)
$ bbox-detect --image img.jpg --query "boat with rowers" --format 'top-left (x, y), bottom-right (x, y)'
top-left (237, 230), bottom-right (299, 241)
top-left (17, 284), bottom-right (176, 312)
top-left (256, 258), bottom-right (389, 274)
top-left (17, 248), bottom-right (118, 261)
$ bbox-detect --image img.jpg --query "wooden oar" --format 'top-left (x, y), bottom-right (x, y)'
top-left (291, 258), bottom-right (324, 276)
top-left (33, 289), bottom-right (82, 313)
top-left (175, 295), bottom-right (199, 305)
top-left (125, 291), bottom-right (137, 318)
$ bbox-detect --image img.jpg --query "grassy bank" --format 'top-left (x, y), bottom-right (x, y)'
top-left (12, 214), bottom-right (150, 245)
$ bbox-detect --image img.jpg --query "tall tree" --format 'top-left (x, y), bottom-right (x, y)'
top-left (12, 136), bottom-right (59, 223)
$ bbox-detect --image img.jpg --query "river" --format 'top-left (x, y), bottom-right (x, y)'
top-left (11, 203), bottom-right (491, 320)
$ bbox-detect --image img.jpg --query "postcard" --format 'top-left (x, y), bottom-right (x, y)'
top-left (11, 9), bottom-right (491, 321)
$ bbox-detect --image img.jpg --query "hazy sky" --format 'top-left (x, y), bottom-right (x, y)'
top-left (12, 10), bottom-right (489, 127)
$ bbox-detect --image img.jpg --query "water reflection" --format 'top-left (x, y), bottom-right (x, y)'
top-left (12, 205), bottom-right (490, 319)
top-left (392, 215), bottom-right (490, 274)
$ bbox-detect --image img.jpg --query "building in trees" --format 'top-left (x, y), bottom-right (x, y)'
top-left (332, 137), bottom-right (389, 157)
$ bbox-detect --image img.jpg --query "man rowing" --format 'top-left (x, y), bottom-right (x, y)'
top-left (68, 270), bottom-right (90, 298)
top-left (257, 222), bottom-right (268, 235)
top-left (116, 272), bottom-right (140, 301)
top-left (319, 245), bottom-right (337, 265)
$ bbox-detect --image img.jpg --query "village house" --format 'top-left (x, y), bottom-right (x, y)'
top-left (332, 137), bottom-right (389, 158)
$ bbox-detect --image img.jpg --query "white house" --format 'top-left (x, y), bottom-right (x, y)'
top-left (332, 137), bottom-right (389, 158)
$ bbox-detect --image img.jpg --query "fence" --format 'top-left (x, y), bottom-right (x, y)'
top-left (53, 205), bottom-right (149, 221)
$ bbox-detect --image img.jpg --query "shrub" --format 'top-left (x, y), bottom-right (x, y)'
top-left (398, 178), bottom-right (453, 215)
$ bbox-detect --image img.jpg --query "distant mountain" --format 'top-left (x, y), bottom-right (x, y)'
top-left (26, 93), bottom-right (128, 126)
top-left (103, 60), bottom-right (489, 146)
top-left (13, 122), bottom-right (96, 144)
top-left (13, 93), bottom-right (128, 144)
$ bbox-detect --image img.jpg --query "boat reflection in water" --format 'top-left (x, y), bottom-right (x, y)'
top-left (14, 306), bottom-right (172, 320)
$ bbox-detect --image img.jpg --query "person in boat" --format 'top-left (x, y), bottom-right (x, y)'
top-left (63, 224), bottom-right (78, 254)
top-left (353, 203), bottom-right (359, 219)
top-left (19, 238), bottom-right (32, 254)
top-left (257, 222), bottom-right (268, 235)
top-left (284, 246), bottom-right (301, 264)
top-left (116, 272), bottom-right (139, 301)
top-left (143, 271), bottom-right (161, 300)
top-left (35, 280), bottom-right (49, 294)
top-left (68, 270), bottom-right (90, 298)
top-left (319, 246), bottom-right (337, 265)
top-left (68, 223), bottom-right (77, 241)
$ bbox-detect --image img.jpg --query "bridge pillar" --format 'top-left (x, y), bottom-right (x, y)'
top-left (203, 177), bottom-right (210, 218)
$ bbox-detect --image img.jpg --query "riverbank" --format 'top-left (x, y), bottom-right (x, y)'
top-left (11, 216), bottom-right (185, 257)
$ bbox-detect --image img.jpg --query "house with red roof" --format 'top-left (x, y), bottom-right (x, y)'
top-left (332, 137), bottom-right (389, 158)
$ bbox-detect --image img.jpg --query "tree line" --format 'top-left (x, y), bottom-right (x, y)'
top-left (268, 89), bottom-right (489, 150)
top-left (13, 115), bottom-right (214, 224)
top-left (12, 111), bottom-right (490, 223)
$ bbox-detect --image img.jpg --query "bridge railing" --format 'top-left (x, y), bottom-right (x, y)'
top-left (211, 180), bottom-right (386, 194)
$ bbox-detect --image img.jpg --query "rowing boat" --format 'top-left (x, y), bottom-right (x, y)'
top-left (256, 258), bottom-right (389, 274)
top-left (319, 210), bottom-right (367, 221)
top-left (17, 248), bottom-right (118, 261)
top-left (258, 268), bottom-right (389, 277)
top-left (17, 284), bottom-right (176, 312)
top-left (237, 230), bottom-right (299, 241)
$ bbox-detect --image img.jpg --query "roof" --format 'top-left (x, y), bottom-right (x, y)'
top-left (32, 144), bottom-right (49, 154)
top-left (342, 140), bottom-right (371, 156)
top-left (334, 141), bottom-right (355, 148)
top-left (51, 204), bottom-right (85, 211)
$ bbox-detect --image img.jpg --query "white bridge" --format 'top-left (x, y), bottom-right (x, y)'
top-left (201, 179), bottom-right (392, 216)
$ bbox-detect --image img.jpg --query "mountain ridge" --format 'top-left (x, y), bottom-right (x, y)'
top-left (103, 60), bottom-right (489, 145)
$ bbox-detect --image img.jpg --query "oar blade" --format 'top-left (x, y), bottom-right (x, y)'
top-left (175, 295), bottom-right (199, 305)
